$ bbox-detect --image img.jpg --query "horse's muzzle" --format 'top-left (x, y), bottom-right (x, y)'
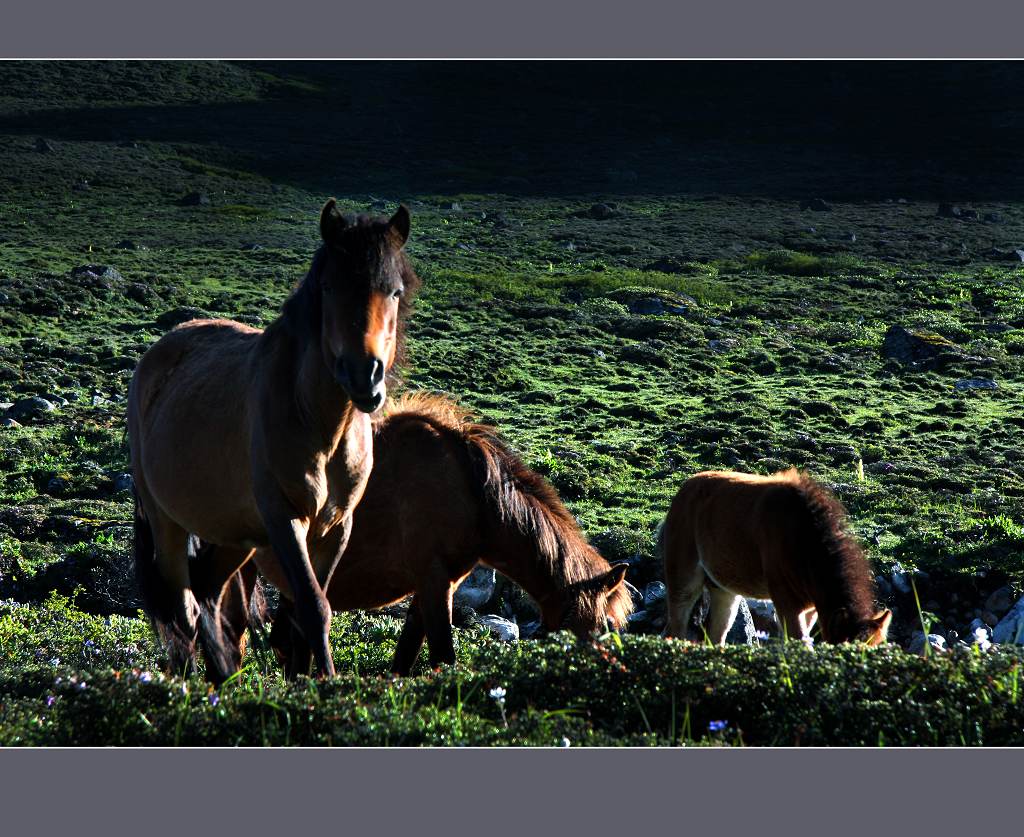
top-left (335, 356), bottom-right (386, 413)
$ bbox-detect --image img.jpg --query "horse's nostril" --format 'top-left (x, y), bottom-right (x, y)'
top-left (370, 357), bottom-right (385, 385)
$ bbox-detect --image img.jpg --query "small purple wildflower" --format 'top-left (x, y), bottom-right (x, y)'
top-left (208, 693), bottom-right (219, 707)
top-left (46, 695), bottom-right (55, 707)
top-left (138, 671), bottom-right (152, 684)
top-left (708, 720), bottom-right (728, 733)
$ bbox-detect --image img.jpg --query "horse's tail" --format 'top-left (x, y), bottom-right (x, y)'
top-left (131, 487), bottom-right (196, 668)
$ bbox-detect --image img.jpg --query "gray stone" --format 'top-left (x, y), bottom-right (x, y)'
top-left (454, 566), bottom-right (496, 610)
top-left (746, 599), bottom-right (779, 636)
top-left (882, 325), bottom-right (960, 370)
top-left (992, 596), bottom-right (1024, 644)
top-left (156, 306), bottom-right (210, 329)
top-left (177, 191), bottom-right (210, 206)
top-left (954, 378), bottom-right (998, 391)
top-left (725, 598), bottom-right (756, 645)
top-left (476, 614), bottom-right (519, 642)
top-left (642, 581), bottom-right (667, 608)
top-left (71, 264), bottom-right (124, 284)
top-left (800, 198), bottom-right (832, 212)
top-left (1, 418), bottom-right (21, 429)
top-left (984, 586), bottom-right (1015, 617)
top-left (5, 396), bottom-right (57, 421)
top-left (890, 563), bottom-right (912, 595)
top-left (582, 203), bottom-right (617, 220)
top-left (908, 632), bottom-right (947, 655)
top-left (112, 473), bottom-right (134, 493)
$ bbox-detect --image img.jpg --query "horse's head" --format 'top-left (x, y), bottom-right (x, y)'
top-left (544, 563), bottom-right (632, 639)
top-left (316, 198), bottom-right (416, 413)
top-left (826, 607), bottom-right (892, 646)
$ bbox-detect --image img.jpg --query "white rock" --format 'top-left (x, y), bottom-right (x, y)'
top-left (992, 596), bottom-right (1024, 644)
top-left (454, 566), bottom-right (496, 610)
top-left (477, 614), bottom-right (519, 642)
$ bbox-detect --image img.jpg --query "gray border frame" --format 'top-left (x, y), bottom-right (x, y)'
top-left (2, 0), bottom-right (1023, 832)
top-left (0, 0), bottom-right (1023, 57)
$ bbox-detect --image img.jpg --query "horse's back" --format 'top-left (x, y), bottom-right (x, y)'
top-left (327, 407), bottom-right (481, 611)
top-left (665, 470), bottom-right (806, 595)
top-left (129, 318), bottom-right (266, 544)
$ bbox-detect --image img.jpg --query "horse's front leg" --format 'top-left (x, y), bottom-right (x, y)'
top-left (257, 501), bottom-right (336, 679)
top-left (283, 514), bottom-right (354, 679)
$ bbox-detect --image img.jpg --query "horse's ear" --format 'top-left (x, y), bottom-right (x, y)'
top-left (320, 198), bottom-right (349, 245)
top-left (603, 563), bottom-right (628, 592)
top-left (389, 204), bottom-right (411, 246)
top-left (873, 609), bottom-right (893, 637)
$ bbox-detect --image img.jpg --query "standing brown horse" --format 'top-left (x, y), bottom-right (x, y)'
top-left (661, 469), bottom-right (891, 646)
top-left (217, 393), bottom-right (633, 678)
top-left (128, 199), bottom-right (420, 680)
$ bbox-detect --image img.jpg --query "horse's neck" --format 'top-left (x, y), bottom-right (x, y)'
top-left (484, 535), bottom-right (571, 611)
top-left (292, 335), bottom-right (355, 453)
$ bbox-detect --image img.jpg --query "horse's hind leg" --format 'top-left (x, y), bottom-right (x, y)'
top-left (706, 587), bottom-right (742, 647)
top-left (133, 492), bottom-right (199, 675)
top-left (663, 531), bottom-right (705, 640)
top-left (195, 552), bottom-right (261, 685)
top-left (391, 596), bottom-right (426, 676)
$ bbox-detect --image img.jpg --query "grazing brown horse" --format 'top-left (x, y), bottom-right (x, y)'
top-left (661, 469), bottom-right (891, 646)
top-left (128, 199), bottom-right (420, 681)
top-left (220, 393), bottom-right (633, 677)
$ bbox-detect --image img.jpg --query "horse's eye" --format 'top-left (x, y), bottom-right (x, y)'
top-left (392, 288), bottom-right (404, 300)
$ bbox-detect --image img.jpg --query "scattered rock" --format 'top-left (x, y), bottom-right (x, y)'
top-left (619, 343), bottom-right (670, 368)
top-left (746, 599), bottom-right (778, 635)
top-left (156, 306), bottom-right (210, 329)
top-left (112, 473), bottom-right (134, 493)
top-left (115, 240), bottom-right (138, 250)
top-left (71, 264), bottom-right (124, 284)
top-left (126, 283), bottom-right (158, 304)
top-left (5, 396), bottom-right (57, 422)
top-left (984, 586), bottom-right (1015, 617)
top-left (642, 581), bottom-right (667, 608)
top-left (982, 212), bottom-right (1004, 224)
top-left (725, 598), bottom-right (756, 645)
top-left (937, 203), bottom-right (967, 219)
top-left (984, 247), bottom-right (1024, 262)
top-left (954, 378), bottom-right (997, 391)
top-left (800, 198), bottom-right (832, 212)
top-left (890, 563), bottom-right (911, 595)
top-left (908, 632), bottom-right (947, 655)
top-left (881, 325), bottom-right (960, 370)
top-left (992, 597), bottom-right (1024, 644)
top-left (177, 191), bottom-right (210, 207)
top-left (476, 614), bottom-right (519, 642)
top-left (454, 566), bottom-right (496, 610)
top-left (642, 257), bottom-right (688, 274)
top-left (1, 418), bottom-right (22, 429)
top-left (34, 137), bottom-right (56, 154)
top-left (580, 203), bottom-right (618, 220)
